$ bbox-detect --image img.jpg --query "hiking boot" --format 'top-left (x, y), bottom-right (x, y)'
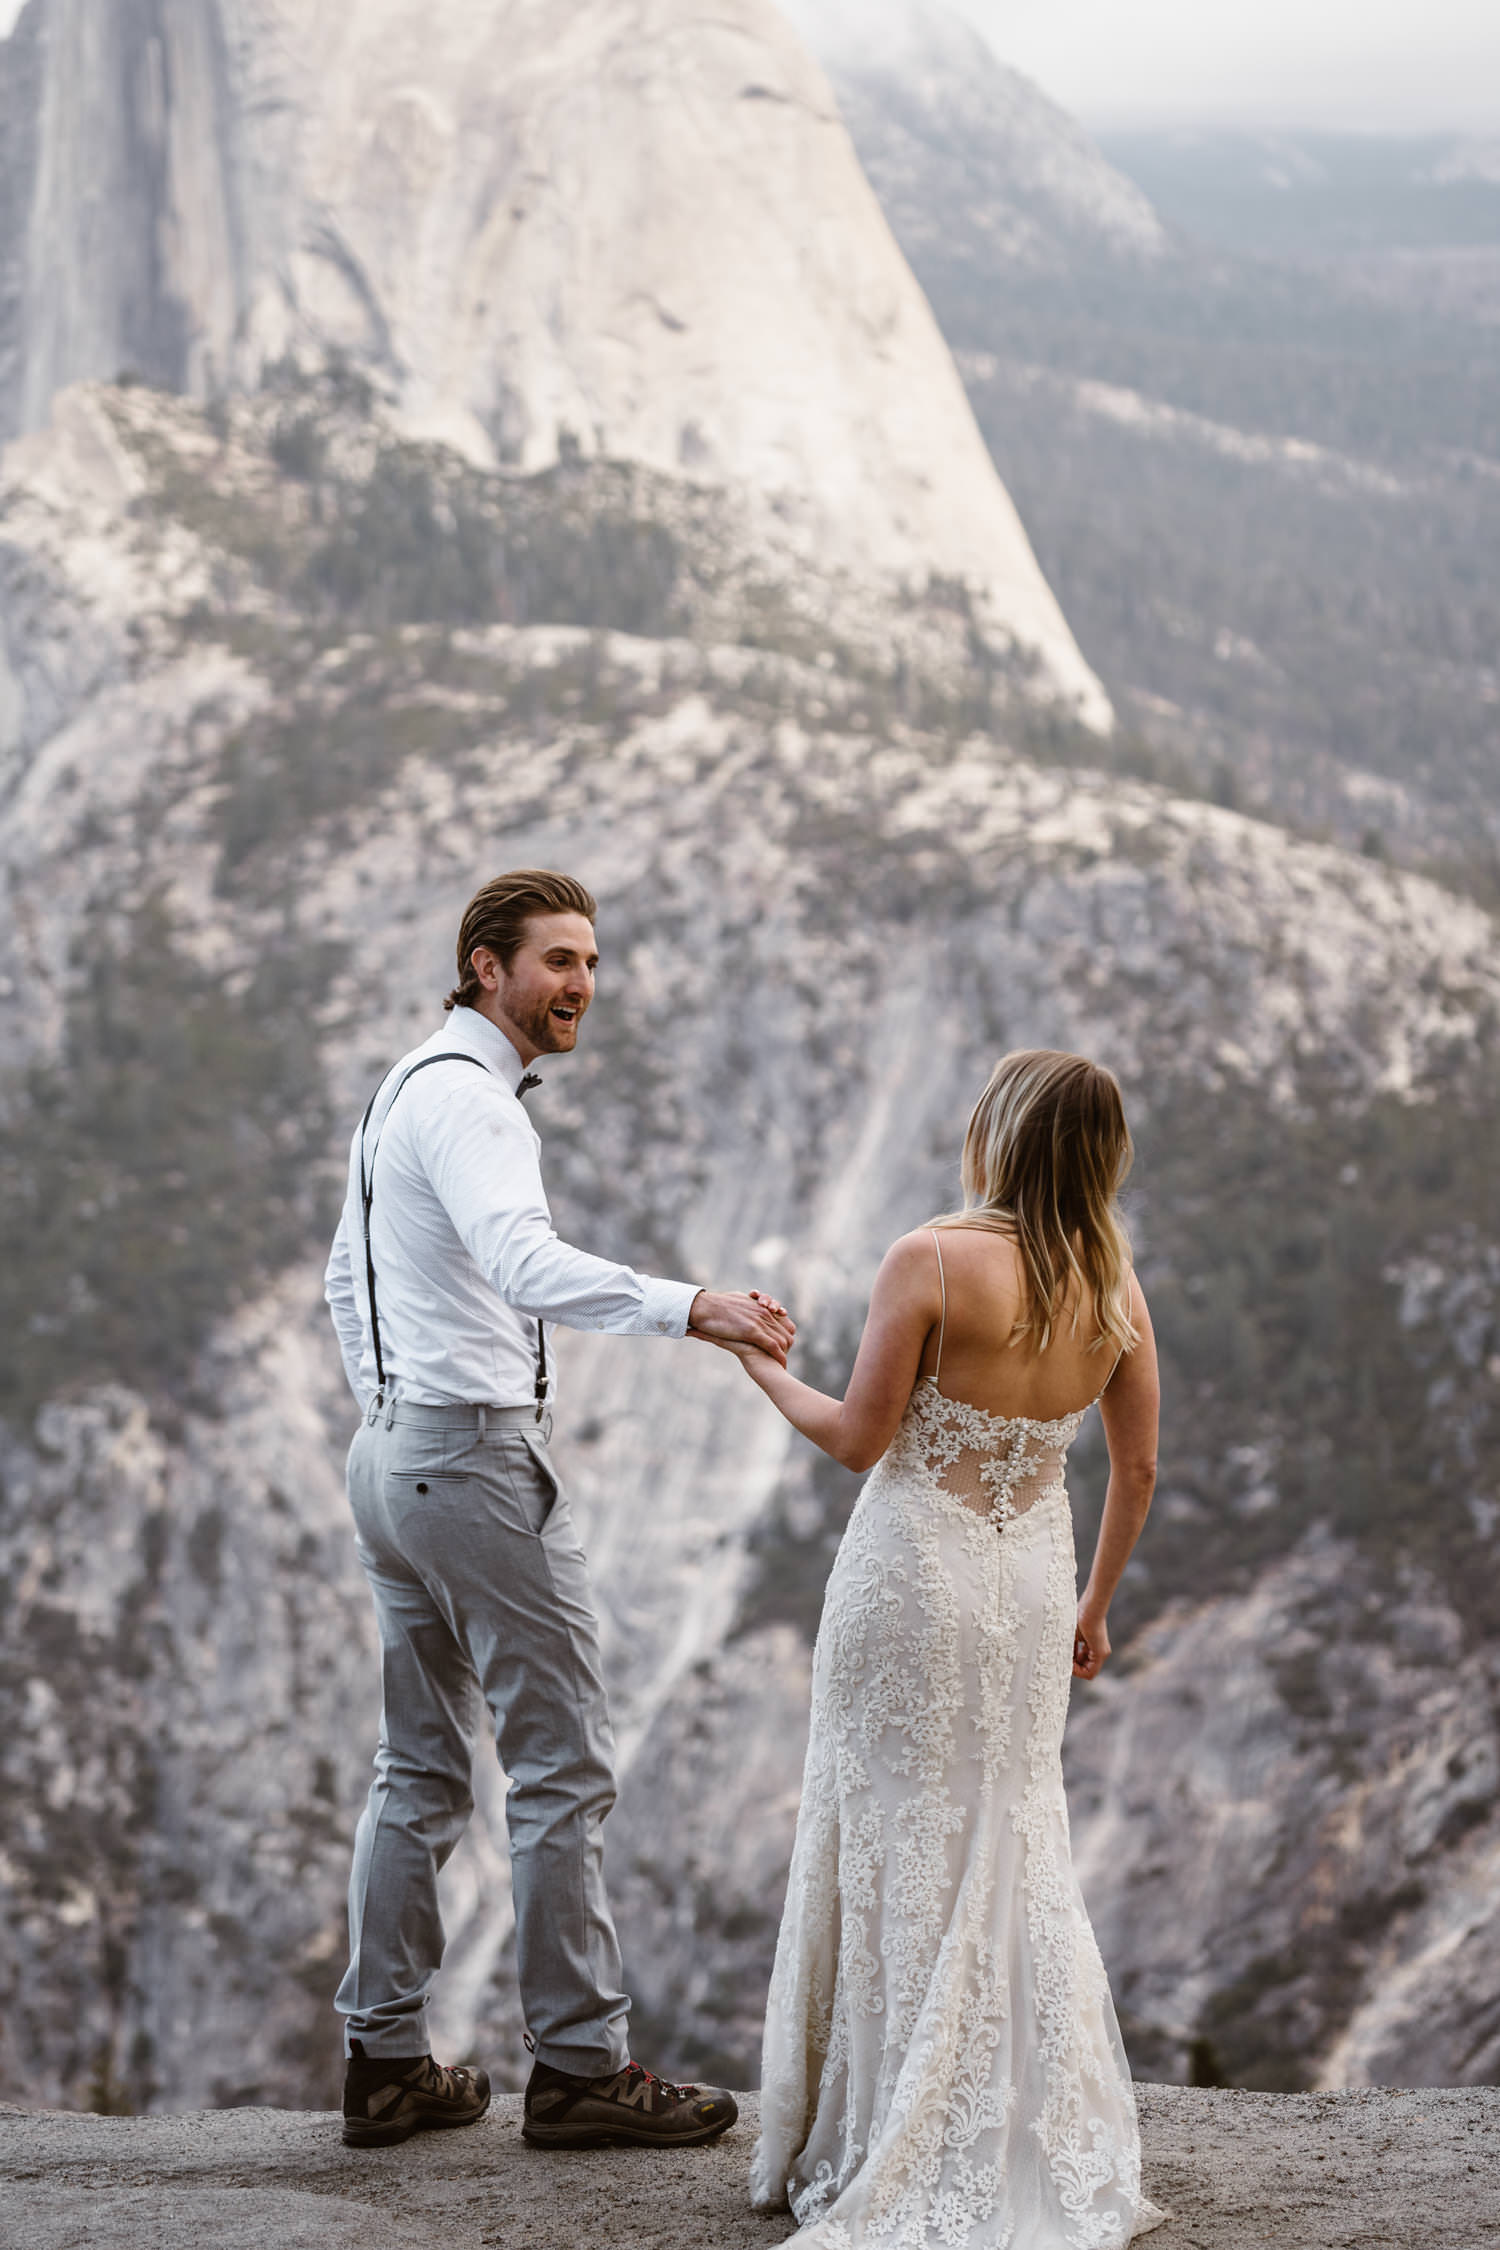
top-left (522, 2056), bottom-right (738, 2149)
top-left (342, 2039), bottom-right (491, 2148)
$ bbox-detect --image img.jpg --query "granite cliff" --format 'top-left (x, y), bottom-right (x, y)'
top-left (0, 0), bottom-right (1107, 724)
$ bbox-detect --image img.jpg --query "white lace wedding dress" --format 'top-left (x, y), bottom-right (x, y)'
top-left (751, 1246), bottom-right (1162, 2248)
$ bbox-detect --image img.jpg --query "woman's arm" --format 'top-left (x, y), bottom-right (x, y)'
top-left (1074, 1276), bottom-right (1159, 1680)
top-left (724, 1234), bottom-right (942, 1472)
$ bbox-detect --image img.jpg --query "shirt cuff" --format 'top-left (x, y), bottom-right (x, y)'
top-left (639, 1277), bottom-right (702, 1339)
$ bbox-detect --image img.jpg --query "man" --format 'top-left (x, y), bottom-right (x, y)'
top-left (324, 869), bottom-right (794, 2151)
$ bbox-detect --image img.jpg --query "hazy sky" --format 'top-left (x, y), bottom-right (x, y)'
top-left (3, 0), bottom-right (1497, 133)
top-left (961, 0), bottom-right (1500, 131)
top-left (790, 0), bottom-right (1500, 132)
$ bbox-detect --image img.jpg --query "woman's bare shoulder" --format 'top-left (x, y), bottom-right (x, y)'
top-left (877, 1229), bottom-right (945, 1283)
top-left (928, 1218), bottom-right (1024, 1272)
top-left (1124, 1267), bottom-right (1153, 1331)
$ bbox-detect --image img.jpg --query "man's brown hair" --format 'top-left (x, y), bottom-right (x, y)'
top-left (444, 869), bottom-right (598, 1012)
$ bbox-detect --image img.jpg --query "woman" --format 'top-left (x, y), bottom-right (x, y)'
top-left (724, 1050), bottom-right (1163, 2246)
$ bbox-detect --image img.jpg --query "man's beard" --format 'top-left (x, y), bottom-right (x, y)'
top-left (506, 991), bottom-right (580, 1054)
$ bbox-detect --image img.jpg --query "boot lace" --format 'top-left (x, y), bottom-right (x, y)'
top-left (621, 2059), bottom-right (695, 2103)
top-left (413, 2056), bottom-right (471, 2098)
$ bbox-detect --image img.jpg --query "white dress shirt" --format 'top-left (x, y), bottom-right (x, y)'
top-left (324, 1006), bottom-right (700, 1410)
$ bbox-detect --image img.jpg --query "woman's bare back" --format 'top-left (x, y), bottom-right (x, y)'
top-left (913, 1225), bottom-right (1121, 1423)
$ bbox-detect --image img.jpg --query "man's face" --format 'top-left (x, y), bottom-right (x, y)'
top-left (477, 912), bottom-right (598, 1062)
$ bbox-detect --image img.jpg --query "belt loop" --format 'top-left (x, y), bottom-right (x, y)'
top-left (476, 1404), bottom-right (487, 1440)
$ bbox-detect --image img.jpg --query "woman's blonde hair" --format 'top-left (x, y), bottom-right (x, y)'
top-left (932, 1049), bottom-right (1138, 1357)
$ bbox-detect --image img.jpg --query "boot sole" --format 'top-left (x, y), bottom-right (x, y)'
top-left (521, 2113), bottom-right (735, 2151)
top-left (343, 2092), bottom-right (492, 2149)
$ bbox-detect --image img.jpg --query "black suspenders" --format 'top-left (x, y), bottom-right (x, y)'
top-left (358, 1054), bottom-right (550, 1417)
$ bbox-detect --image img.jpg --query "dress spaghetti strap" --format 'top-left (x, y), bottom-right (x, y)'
top-left (1094, 1343), bottom-right (1127, 1404)
top-left (929, 1229), bottom-right (948, 1385)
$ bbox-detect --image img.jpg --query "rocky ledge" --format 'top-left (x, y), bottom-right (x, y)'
top-left (2, 2087), bottom-right (1497, 2248)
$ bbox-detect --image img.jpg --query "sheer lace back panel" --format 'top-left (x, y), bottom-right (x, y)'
top-left (917, 1230), bottom-right (1088, 1529)
top-left (909, 1380), bottom-right (1082, 1527)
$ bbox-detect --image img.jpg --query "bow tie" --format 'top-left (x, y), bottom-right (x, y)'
top-left (516, 1073), bottom-right (543, 1101)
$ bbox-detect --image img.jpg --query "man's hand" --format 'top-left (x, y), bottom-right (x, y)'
top-left (688, 1289), bottom-right (795, 1365)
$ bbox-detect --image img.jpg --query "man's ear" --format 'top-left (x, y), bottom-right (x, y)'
top-left (469, 945), bottom-right (503, 993)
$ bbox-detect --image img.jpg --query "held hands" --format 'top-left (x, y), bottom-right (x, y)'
top-left (688, 1287), bottom-right (795, 1367)
top-left (1072, 1601), bottom-right (1111, 1681)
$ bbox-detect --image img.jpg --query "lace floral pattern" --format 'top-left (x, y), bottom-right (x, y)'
top-left (750, 1383), bottom-right (1161, 2247)
top-left (890, 1377), bottom-right (1085, 1529)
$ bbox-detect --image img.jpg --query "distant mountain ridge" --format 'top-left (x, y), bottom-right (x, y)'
top-left (781, 0), bottom-right (1167, 269)
top-left (1098, 126), bottom-right (1500, 264)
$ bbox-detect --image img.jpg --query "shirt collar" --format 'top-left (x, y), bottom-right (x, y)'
top-left (445, 1005), bottom-right (535, 1094)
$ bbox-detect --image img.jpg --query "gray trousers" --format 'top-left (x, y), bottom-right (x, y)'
top-left (334, 1395), bottom-right (630, 2074)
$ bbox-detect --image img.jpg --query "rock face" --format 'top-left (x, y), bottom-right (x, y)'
top-left (0, 0), bottom-right (246, 429)
top-left (1069, 1540), bottom-right (1500, 2089)
top-left (0, 0), bottom-right (1109, 723)
top-left (0, 1335), bottom-right (372, 2113)
top-left (1, 380), bottom-right (1498, 2109)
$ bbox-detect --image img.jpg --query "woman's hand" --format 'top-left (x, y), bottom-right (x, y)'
top-left (1073, 1602), bottom-right (1112, 1680)
top-left (691, 1330), bottom-right (776, 1370)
